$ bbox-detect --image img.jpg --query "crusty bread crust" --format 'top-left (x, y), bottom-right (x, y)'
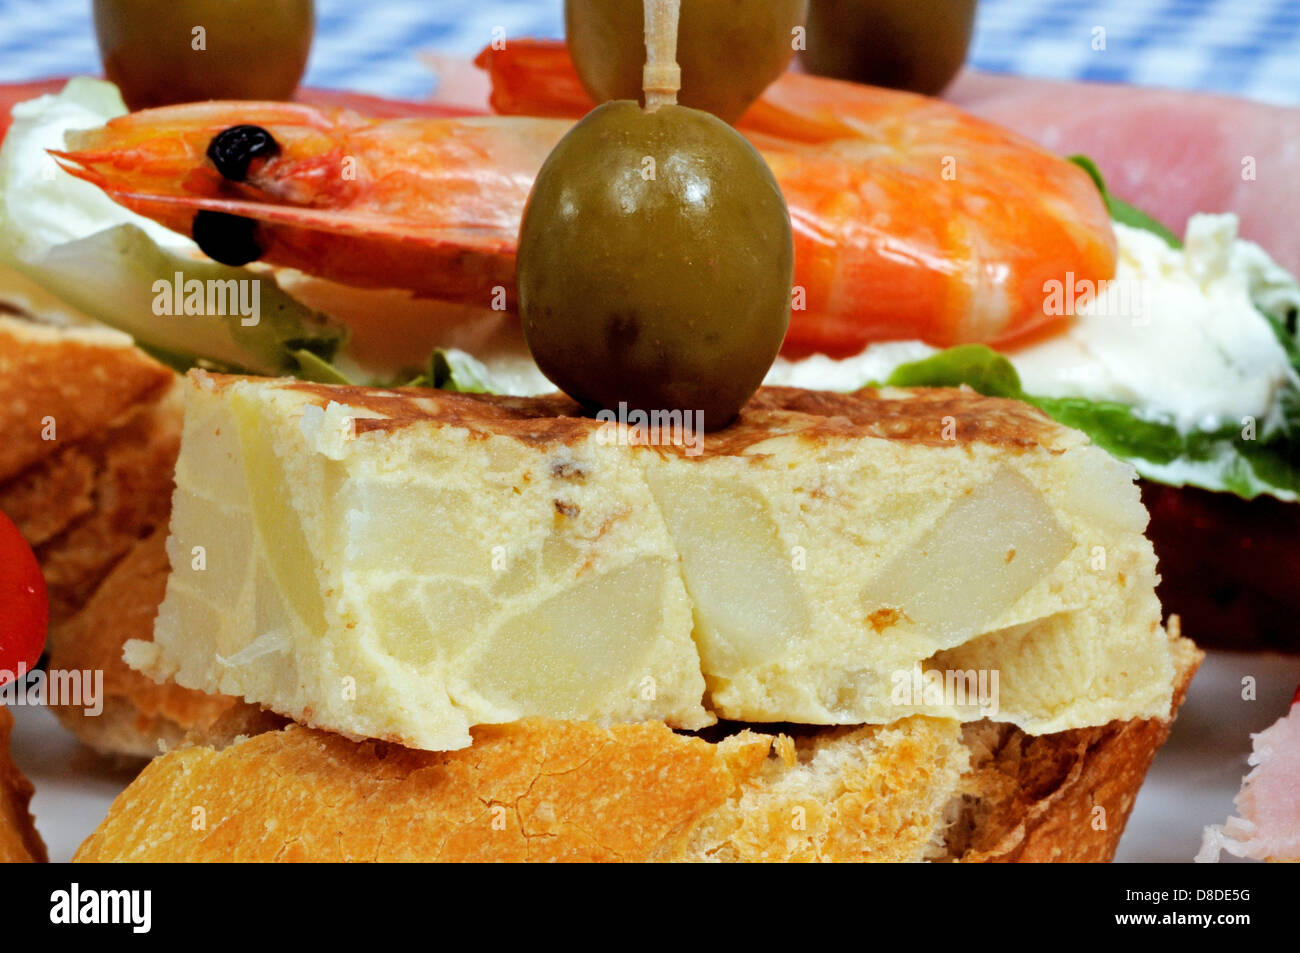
top-left (47, 526), bottom-right (253, 760)
top-left (0, 316), bottom-right (174, 483)
top-left (0, 317), bottom-right (262, 758)
top-left (952, 631), bottom-right (1201, 861)
top-left (75, 716), bottom-right (968, 862)
top-left (0, 707), bottom-right (46, 863)
top-left (0, 377), bottom-right (180, 627)
top-left (75, 636), bottom-right (1200, 863)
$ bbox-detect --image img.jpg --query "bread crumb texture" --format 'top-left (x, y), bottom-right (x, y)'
top-left (0, 319), bottom-right (263, 758)
top-left (76, 636), bottom-right (1197, 864)
top-left (0, 708), bottom-right (46, 863)
top-left (76, 716), bottom-right (968, 862)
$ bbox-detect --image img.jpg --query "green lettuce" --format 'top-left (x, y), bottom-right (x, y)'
top-left (30, 225), bottom-right (344, 376)
top-left (286, 345), bottom-right (501, 394)
top-left (422, 348), bottom-right (496, 393)
top-left (885, 345), bottom-right (1300, 501)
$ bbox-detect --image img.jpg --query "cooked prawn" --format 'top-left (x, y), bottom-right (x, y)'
top-left (53, 41), bottom-right (1116, 357)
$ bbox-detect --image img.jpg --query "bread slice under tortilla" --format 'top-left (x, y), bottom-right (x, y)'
top-left (49, 525), bottom-right (282, 759)
top-left (0, 316), bottom-right (263, 758)
top-left (129, 371), bottom-right (1176, 750)
top-left (0, 315), bottom-right (177, 625)
top-left (76, 633), bottom-right (1201, 863)
top-left (0, 707), bottom-right (45, 863)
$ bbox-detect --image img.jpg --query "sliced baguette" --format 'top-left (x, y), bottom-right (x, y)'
top-left (0, 316), bottom-right (261, 757)
top-left (75, 634), bottom-right (1200, 863)
top-left (0, 707), bottom-right (45, 863)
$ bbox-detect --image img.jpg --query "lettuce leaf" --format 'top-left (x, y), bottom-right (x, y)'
top-left (279, 345), bottom-right (502, 394)
top-left (423, 348), bottom-right (495, 393)
top-left (290, 348), bottom-right (355, 385)
top-left (883, 343), bottom-right (1022, 398)
top-left (885, 345), bottom-right (1300, 502)
top-left (30, 224), bottom-right (343, 375)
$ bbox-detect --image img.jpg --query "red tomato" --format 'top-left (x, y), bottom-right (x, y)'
top-left (0, 510), bottom-right (46, 684)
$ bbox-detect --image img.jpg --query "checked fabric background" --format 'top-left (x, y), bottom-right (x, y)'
top-left (0, 0), bottom-right (1297, 104)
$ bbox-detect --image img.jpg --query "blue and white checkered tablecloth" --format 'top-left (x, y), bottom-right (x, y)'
top-left (0, 0), bottom-right (1297, 105)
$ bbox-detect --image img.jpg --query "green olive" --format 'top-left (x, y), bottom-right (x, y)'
top-left (802, 0), bottom-right (976, 95)
top-left (93, 0), bottom-right (314, 110)
top-left (517, 101), bottom-right (794, 430)
top-left (565, 0), bottom-right (807, 124)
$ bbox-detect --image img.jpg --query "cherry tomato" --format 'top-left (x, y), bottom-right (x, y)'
top-left (0, 510), bottom-right (46, 685)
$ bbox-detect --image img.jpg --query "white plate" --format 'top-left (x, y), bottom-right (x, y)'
top-left (10, 649), bottom-right (1299, 863)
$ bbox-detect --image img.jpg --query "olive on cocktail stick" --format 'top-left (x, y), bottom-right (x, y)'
top-left (517, 0), bottom-right (795, 431)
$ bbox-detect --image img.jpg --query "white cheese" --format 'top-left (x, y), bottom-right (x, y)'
top-left (1013, 215), bottom-right (1298, 434)
top-left (765, 341), bottom-right (938, 392)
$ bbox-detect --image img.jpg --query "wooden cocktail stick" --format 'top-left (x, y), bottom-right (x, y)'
top-left (642, 0), bottom-right (681, 111)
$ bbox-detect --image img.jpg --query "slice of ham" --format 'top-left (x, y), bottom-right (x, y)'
top-left (946, 70), bottom-right (1300, 274)
top-left (1197, 696), bottom-right (1300, 862)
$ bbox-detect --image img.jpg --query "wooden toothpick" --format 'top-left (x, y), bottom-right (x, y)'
top-left (642, 0), bottom-right (681, 111)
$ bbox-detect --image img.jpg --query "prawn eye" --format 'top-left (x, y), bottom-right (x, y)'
top-left (192, 210), bottom-right (263, 266)
top-left (206, 124), bottom-right (280, 182)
